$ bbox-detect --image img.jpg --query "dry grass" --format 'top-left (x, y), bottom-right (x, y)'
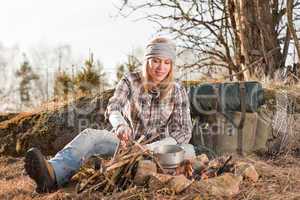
top-left (31, 92), bottom-right (89, 113)
top-left (0, 157), bottom-right (34, 200)
top-left (233, 154), bottom-right (300, 200)
top-left (1, 154), bottom-right (300, 200)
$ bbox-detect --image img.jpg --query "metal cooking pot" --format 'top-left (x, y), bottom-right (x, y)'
top-left (154, 145), bottom-right (184, 168)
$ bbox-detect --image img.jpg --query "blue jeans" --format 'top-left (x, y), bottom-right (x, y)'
top-left (49, 128), bottom-right (195, 186)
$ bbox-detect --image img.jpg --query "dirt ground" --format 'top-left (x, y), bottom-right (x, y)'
top-left (1, 154), bottom-right (300, 200)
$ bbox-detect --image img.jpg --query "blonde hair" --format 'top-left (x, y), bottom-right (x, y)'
top-left (142, 37), bottom-right (175, 99)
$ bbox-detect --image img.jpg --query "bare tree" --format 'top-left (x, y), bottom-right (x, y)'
top-left (287, 0), bottom-right (300, 62)
top-left (119, 0), bottom-right (300, 81)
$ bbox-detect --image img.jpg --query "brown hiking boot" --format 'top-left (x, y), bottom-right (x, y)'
top-left (25, 148), bottom-right (57, 193)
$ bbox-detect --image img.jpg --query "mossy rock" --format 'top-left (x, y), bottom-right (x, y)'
top-left (0, 90), bottom-right (114, 156)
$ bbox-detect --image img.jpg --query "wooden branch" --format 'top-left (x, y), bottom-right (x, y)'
top-left (223, 47), bottom-right (281, 79)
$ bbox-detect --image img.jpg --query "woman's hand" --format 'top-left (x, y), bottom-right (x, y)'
top-left (116, 124), bottom-right (132, 147)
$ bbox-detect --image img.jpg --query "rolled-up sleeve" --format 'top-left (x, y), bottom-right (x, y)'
top-left (105, 76), bottom-right (131, 120)
top-left (168, 84), bottom-right (192, 144)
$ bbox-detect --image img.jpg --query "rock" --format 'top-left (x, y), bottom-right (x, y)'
top-left (209, 173), bottom-right (242, 196)
top-left (193, 154), bottom-right (210, 173)
top-left (148, 173), bottom-right (173, 191)
top-left (243, 165), bottom-right (259, 182)
top-left (148, 173), bottom-right (192, 194)
top-left (196, 154), bottom-right (209, 164)
top-left (168, 175), bottom-right (193, 194)
top-left (0, 90), bottom-right (114, 156)
top-left (235, 162), bottom-right (259, 182)
top-left (194, 173), bottom-right (242, 197)
top-left (133, 160), bottom-right (157, 186)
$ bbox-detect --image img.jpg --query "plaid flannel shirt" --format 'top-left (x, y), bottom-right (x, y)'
top-left (105, 71), bottom-right (192, 144)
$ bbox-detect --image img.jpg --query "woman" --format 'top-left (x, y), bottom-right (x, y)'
top-left (25, 37), bottom-right (194, 193)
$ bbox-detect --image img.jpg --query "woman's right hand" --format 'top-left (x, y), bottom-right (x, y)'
top-left (116, 124), bottom-right (132, 147)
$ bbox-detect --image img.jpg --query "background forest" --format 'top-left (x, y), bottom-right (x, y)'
top-left (1, 0), bottom-right (300, 112)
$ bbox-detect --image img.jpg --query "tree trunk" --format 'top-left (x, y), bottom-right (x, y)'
top-left (287, 0), bottom-right (300, 63)
top-left (231, 0), bottom-right (283, 79)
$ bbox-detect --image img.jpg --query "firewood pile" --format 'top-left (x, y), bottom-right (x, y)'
top-left (71, 136), bottom-right (259, 198)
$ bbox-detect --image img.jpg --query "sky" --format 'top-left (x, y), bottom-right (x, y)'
top-left (0, 0), bottom-right (158, 69)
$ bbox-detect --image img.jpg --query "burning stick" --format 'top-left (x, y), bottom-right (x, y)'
top-left (175, 160), bottom-right (194, 179)
top-left (216, 155), bottom-right (233, 175)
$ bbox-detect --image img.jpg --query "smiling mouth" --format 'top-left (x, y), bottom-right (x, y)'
top-left (155, 71), bottom-right (165, 76)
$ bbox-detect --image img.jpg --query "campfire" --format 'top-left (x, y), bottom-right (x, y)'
top-left (71, 136), bottom-right (259, 197)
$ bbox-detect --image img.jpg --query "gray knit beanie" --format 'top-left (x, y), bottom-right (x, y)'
top-left (144, 37), bottom-right (176, 63)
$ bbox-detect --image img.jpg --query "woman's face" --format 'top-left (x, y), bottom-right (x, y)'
top-left (148, 57), bottom-right (172, 84)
